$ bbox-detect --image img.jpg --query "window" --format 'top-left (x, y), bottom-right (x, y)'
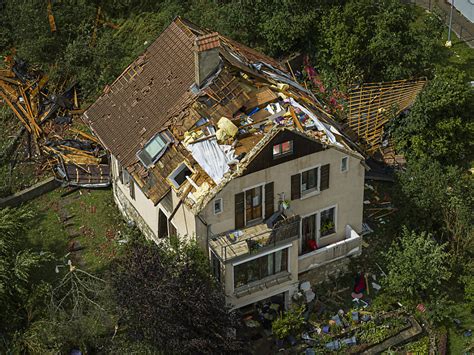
top-left (214, 198), bottom-right (223, 215)
top-left (301, 214), bottom-right (317, 255)
top-left (245, 186), bottom-right (263, 223)
top-left (320, 207), bottom-right (336, 237)
top-left (137, 132), bottom-right (170, 168)
top-left (211, 251), bottom-right (221, 283)
top-left (300, 206), bottom-right (337, 255)
top-left (341, 156), bottom-right (349, 172)
top-left (122, 169), bottom-right (130, 185)
top-left (273, 140), bottom-right (293, 159)
top-left (168, 163), bottom-right (193, 189)
top-left (234, 248), bottom-right (288, 288)
top-left (301, 167), bottom-right (319, 195)
top-left (158, 209), bottom-right (168, 238)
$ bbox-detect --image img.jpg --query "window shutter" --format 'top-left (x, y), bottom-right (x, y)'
top-left (291, 174), bottom-right (301, 200)
top-left (235, 192), bottom-right (245, 229)
top-left (320, 164), bottom-right (330, 191)
top-left (264, 182), bottom-right (274, 218)
top-left (129, 178), bottom-right (136, 200)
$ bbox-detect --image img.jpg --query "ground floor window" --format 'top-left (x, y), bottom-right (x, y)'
top-left (211, 251), bottom-right (221, 283)
top-left (234, 248), bottom-right (288, 288)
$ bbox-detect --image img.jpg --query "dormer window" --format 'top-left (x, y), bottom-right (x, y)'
top-left (137, 132), bottom-right (171, 168)
top-left (168, 163), bottom-right (193, 189)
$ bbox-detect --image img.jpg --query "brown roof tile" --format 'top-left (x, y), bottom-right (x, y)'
top-left (83, 20), bottom-right (197, 168)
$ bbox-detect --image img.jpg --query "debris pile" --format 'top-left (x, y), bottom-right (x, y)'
top-left (0, 57), bottom-right (110, 187)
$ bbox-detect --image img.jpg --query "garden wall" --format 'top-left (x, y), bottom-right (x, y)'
top-left (0, 177), bottom-right (61, 208)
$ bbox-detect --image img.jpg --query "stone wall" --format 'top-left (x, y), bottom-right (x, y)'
top-left (113, 182), bottom-right (158, 242)
top-left (298, 256), bottom-right (352, 286)
top-left (0, 177), bottom-right (61, 208)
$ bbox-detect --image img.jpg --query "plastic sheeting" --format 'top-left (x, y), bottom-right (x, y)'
top-left (287, 98), bottom-right (342, 147)
top-left (186, 138), bottom-right (235, 183)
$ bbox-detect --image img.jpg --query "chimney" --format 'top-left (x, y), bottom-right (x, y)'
top-left (194, 32), bottom-right (221, 87)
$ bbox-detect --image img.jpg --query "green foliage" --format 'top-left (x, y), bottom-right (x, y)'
top-left (112, 235), bottom-right (244, 353)
top-left (315, 0), bottom-right (444, 86)
top-left (395, 157), bottom-right (473, 259)
top-left (356, 317), bottom-right (407, 345)
top-left (405, 336), bottom-right (430, 353)
top-left (393, 66), bottom-right (474, 166)
top-left (383, 228), bottom-right (451, 301)
top-left (272, 305), bottom-right (305, 339)
top-left (0, 207), bottom-right (53, 352)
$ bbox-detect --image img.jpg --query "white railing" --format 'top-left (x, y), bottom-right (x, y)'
top-left (299, 225), bottom-right (362, 270)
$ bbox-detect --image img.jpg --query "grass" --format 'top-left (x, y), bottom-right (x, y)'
top-left (448, 304), bottom-right (474, 354)
top-left (25, 187), bottom-right (129, 275)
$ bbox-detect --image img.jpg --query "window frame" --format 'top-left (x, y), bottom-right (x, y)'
top-left (341, 156), bottom-right (349, 173)
top-left (232, 245), bottom-right (290, 290)
top-left (299, 165), bottom-right (321, 198)
top-left (299, 204), bottom-right (338, 256)
top-left (319, 205), bottom-right (337, 238)
top-left (213, 198), bottom-right (223, 215)
top-left (272, 140), bottom-right (294, 159)
top-left (243, 183), bottom-right (265, 226)
top-left (137, 132), bottom-right (171, 168)
top-left (168, 162), bottom-right (194, 189)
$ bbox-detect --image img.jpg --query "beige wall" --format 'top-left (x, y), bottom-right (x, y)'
top-left (111, 155), bottom-right (199, 242)
top-left (200, 147), bottom-right (364, 242)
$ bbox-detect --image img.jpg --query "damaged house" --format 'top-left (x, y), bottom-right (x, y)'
top-left (83, 18), bottom-right (365, 310)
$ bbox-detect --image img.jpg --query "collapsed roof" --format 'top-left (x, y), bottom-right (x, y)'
top-left (83, 17), bottom-right (363, 213)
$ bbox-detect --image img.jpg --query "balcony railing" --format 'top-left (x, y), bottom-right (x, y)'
top-left (209, 214), bottom-right (300, 262)
top-left (298, 225), bottom-right (363, 271)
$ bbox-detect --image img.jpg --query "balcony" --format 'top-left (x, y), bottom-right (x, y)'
top-left (298, 225), bottom-right (363, 272)
top-left (209, 214), bottom-right (300, 262)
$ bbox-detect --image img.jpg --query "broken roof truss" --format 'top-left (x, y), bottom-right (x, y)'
top-left (0, 57), bottom-right (110, 187)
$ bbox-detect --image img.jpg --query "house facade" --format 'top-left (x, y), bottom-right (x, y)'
top-left (84, 18), bottom-right (365, 310)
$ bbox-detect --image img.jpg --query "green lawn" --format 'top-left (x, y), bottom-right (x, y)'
top-left (25, 187), bottom-right (129, 275)
top-left (448, 304), bottom-right (474, 354)
top-left (442, 30), bottom-right (474, 80)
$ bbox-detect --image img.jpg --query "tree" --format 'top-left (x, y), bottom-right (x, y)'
top-left (393, 66), bottom-right (474, 167)
top-left (112, 235), bottom-right (245, 354)
top-left (315, 0), bottom-right (444, 86)
top-left (395, 157), bottom-right (473, 260)
top-left (0, 207), bottom-right (52, 352)
top-left (383, 228), bottom-right (451, 301)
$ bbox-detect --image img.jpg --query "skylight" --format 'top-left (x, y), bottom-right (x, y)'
top-left (137, 133), bottom-right (169, 168)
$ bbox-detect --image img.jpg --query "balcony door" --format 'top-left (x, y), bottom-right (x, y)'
top-left (245, 186), bottom-right (263, 224)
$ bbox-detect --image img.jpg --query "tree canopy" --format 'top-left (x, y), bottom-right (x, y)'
top-left (112, 236), bottom-right (244, 354)
top-left (393, 66), bottom-right (474, 167)
top-left (314, 0), bottom-right (444, 86)
top-left (383, 228), bottom-right (451, 300)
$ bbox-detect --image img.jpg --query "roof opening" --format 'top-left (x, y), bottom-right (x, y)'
top-left (137, 132), bottom-right (170, 168)
top-left (169, 163), bottom-right (193, 189)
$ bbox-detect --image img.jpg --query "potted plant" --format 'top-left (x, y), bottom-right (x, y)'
top-left (320, 220), bottom-right (335, 236)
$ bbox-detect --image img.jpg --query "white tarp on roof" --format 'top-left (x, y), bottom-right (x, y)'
top-left (186, 138), bottom-right (234, 183)
top-left (287, 97), bottom-right (342, 147)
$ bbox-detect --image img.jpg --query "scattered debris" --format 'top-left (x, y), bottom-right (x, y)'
top-left (0, 57), bottom-right (110, 187)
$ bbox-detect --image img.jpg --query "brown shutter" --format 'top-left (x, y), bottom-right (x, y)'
top-left (264, 182), bottom-right (274, 218)
top-left (320, 164), bottom-right (330, 191)
top-left (235, 192), bottom-right (244, 229)
top-left (129, 178), bottom-right (136, 200)
top-left (291, 173), bottom-right (301, 200)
